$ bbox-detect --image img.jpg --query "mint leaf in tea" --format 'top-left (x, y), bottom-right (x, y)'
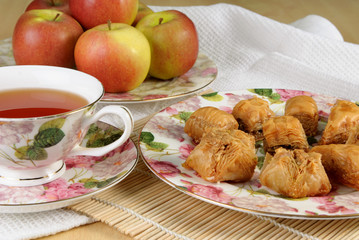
top-left (0, 88), bottom-right (88, 118)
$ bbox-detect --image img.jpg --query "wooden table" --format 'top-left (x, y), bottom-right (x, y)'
top-left (1, 1), bottom-right (359, 239)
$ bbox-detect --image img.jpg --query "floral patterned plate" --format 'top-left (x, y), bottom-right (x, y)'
top-left (0, 38), bottom-right (217, 103)
top-left (0, 121), bottom-right (138, 213)
top-left (139, 89), bottom-right (359, 220)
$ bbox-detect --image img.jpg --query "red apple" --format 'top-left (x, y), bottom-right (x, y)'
top-left (25, 0), bottom-right (71, 15)
top-left (132, 2), bottom-right (153, 27)
top-left (12, 9), bottom-right (83, 68)
top-left (136, 10), bottom-right (199, 80)
top-left (74, 22), bottom-right (151, 93)
top-left (69, 0), bottom-right (138, 30)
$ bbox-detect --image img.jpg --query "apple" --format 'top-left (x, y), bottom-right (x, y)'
top-left (12, 9), bottom-right (83, 68)
top-left (136, 10), bottom-right (199, 80)
top-left (25, 0), bottom-right (71, 15)
top-left (132, 2), bottom-right (153, 27)
top-left (69, 0), bottom-right (138, 30)
top-left (74, 22), bottom-right (151, 93)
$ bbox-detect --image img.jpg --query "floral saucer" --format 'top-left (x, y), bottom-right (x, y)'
top-left (0, 121), bottom-right (138, 213)
top-left (139, 89), bottom-right (359, 220)
top-left (0, 38), bottom-right (217, 103)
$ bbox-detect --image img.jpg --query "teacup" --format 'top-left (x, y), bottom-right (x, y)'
top-left (0, 65), bottom-right (134, 186)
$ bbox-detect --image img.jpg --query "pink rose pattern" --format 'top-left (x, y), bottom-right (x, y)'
top-left (0, 121), bottom-right (34, 145)
top-left (179, 144), bottom-right (194, 160)
top-left (275, 89), bottom-right (312, 101)
top-left (141, 89), bottom-right (359, 217)
top-left (224, 93), bottom-right (254, 107)
top-left (143, 94), bottom-right (169, 100)
top-left (149, 159), bottom-right (181, 178)
top-left (103, 92), bottom-right (134, 100)
top-left (0, 185), bottom-right (44, 203)
top-left (181, 181), bottom-right (233, 204)
top-left (65, 155), bottom-right (98, 170)
top-left (169, 97), bottom-right (201, 113)
top-left (218, 106), bottom-right (233, 114)
top-left (232, 196), bottom-right (298, 213)
top-left (93, 144), bottom-right (137, 177)
top-left (201, 67), bottom-right (217, 77)
top-left (145, 115), bottom-right (185, 142)
top-left (41, 178), bottom-right (91, 201)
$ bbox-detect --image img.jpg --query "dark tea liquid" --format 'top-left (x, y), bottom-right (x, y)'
top-left (0, 88), bottom-right (89, 118)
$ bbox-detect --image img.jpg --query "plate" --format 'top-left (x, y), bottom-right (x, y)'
top-left (139, 89), bottom-right (359, 220)
top-left (0, 38), bottom-right (218, 103)
top-left (0, 121), bottom-right (138, 213)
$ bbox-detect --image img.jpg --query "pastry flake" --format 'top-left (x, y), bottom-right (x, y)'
top-left (311, 144), bottom-right (359, 190)
top-left (232, 96), bottom-right (275, 140)
top-left (260, 148), bottom-right (331, 198)
top-left (346, 125), bottom-right (359, 145)
top-left (184, 106), bottom-right (238, 143)
top-left (320, 100), bottom-right (359, 145)
top-left (285, 95), bottom-right (318, 136)
top-left (262, 116), bottom-right (309, 154)
top-left (183, 128), bottom-right (257, 183)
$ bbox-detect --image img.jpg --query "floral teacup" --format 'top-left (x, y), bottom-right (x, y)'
top-left (0, 65), bottom-right (133, 186)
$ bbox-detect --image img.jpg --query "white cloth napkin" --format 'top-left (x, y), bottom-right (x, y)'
top-left (2, 3), bottom-right (358, 240)
top-left (120, 4), bottom-right (359, 122)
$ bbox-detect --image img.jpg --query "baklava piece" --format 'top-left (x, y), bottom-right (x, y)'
top-left (320, 100), bottom-right (359, 145)
top-left (183, 128), bottom-right (257, 183)
top-left (260, 148), bottom-right (331, 198)
top-left (285, 95), bottom-right (318, 136)
top-left (346, 125), bottom-right (359, 145)
top-left (311, 144), bottom-right (359, 190)
top-left (184, 106), bottom-right (238, 143)
top-left (232, 96), bottom-right (275, 140)
top-left (262, 116), bottom-right (309, 154)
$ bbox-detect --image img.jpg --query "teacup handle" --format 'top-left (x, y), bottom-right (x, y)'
top-left (68, 105), bottom-right (134, 157)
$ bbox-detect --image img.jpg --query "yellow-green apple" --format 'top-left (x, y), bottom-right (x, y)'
top-left (136, 10), bottom-right (199, 80)
top-left (132, 2), bottom-right (153, 27)
top-left (25, 0), bottom-right (71, 15)
top-left (69, 0), bottom-right (138, 30)
top-left (74, 22), bottom-right (151, 93)
top-left (12, 9), bottom-right (83, 68)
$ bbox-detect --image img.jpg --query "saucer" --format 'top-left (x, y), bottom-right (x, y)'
top-left (0, 121), bottom-right (138, 213)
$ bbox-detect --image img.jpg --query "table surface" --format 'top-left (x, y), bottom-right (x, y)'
top-left (1, 0), bottom-right (359, 239)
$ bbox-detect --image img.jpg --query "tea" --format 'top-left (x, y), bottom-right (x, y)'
top-left (0, 88), bottom-right (88, 118)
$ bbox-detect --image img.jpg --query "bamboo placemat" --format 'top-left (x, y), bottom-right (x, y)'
top-left (68, 106), bottom-right (359, 240)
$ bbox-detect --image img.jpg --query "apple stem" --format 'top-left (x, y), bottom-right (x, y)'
top-left (159, 18), bottom-right (164, 25)
top-left (53, 13), bottom-right (60, 21)
top-left (107, 20), bottom-right (112, 30)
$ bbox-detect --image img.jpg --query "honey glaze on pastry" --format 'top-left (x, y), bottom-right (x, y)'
top-left (259, 148), bottom-right (331, 198)
top-left (320, 100), bottom-right (359, 145)
top-left (311, 144), bottom-right (359, 190)
top-left (184, 106), bottom-right (238, 143)
top-left (346, 125), bottom-right (359, 145)
top-left (232, 96), bottom-right (275, 140)
top-left (285, 95), bottom-right (318, 136)
top-left (183, 128), bottom-right (257, 183)
top-left (262, 116), bottom-right (309, 154)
